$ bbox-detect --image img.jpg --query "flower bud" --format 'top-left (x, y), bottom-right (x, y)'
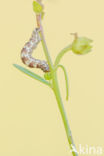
top-left (71, 34), bottom-right (93, 55)
top-left (44, 72), bottom-right (52, 80)
top-left (33, 1), bottom-right (43, 14)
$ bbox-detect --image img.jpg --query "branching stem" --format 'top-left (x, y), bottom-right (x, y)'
top-left (36, 1), bottom-right (78, 155)
top-left (54, 44), bottom-right (72, 66)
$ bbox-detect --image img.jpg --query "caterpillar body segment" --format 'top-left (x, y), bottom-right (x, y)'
top-left (21, 28), bottom-right (50, 72)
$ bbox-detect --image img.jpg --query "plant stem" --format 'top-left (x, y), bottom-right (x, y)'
top-left (54, 44), bottom-right (72, 66)
top-left (36, 5), bottom-right (78, 156)
top-left (52, 73), bottom-right (78, 156)
top-left (36, 14), bottom-right (53, 70)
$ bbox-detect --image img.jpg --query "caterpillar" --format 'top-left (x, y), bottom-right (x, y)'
top-left (21, 28), bottom-right (50, 72)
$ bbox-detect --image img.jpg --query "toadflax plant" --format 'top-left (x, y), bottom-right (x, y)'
top-left (13, 0), bottom-right (93, 156)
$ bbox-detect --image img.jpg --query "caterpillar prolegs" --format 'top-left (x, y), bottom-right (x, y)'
top-left (21, 28), bottom-right (50, 72)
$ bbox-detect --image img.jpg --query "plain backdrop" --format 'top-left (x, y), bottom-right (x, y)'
top-left (0, 0), bottom-right (104, 156)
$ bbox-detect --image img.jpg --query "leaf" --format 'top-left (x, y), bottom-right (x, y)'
top-left (55, 64), bottom-right (69, 101)
top-left (41, 11), bottom-right (45, 19)
top-left (33, 1), bottom-right (43, 14)
top-left (13, 64), bottom-right (51, 87)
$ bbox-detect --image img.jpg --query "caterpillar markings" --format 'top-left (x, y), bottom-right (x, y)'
top-left (21, 28), bottom-right (50, 72)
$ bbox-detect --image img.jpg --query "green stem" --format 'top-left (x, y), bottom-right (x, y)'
top-left (52, 73), bottom-right (78, 156)
top-left (36, 9), bottom-right (78, 156)
top-left (54, 44), bottom-right (72, 66)
top-left (36, 14), bottom-right (53, 70)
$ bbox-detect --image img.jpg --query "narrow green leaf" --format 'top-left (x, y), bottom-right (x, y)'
top-left (13, 64), bottom-right (51, 87)
top-left (55, 64), bottom-right (69, 101)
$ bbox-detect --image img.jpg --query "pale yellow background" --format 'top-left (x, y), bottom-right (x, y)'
top-left (0, 0), bottom-right (104, 156)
